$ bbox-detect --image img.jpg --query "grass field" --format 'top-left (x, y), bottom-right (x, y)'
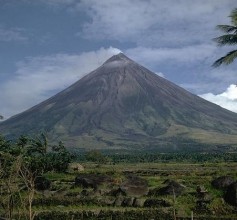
top-left (11, 161), bottom-right (234, 219)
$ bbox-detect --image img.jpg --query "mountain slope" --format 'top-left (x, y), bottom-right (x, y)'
top-left (1, 53), bottom-right (237, 151)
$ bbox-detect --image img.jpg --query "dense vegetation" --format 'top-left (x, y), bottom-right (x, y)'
top-left (1, 134), bottom-right (237, 219)
top-left (0, 133), bottom-right (72, 174)
top-left (0, 133), bottom-right (72, 220)
top-left (77, 150), bottom-right (237, 164)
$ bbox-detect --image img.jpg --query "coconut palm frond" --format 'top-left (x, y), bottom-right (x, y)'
top-left (29, 133), bottom-right (48, 155)
top-left (213, 8), bottom-right (237, 67)
top-left (213, 34), bottom-right (237, 46)
top-left (230, 8), bottom-right (237, 26)
top-left (212, 50), bottom-right (237, 67)
top-left (216, 25), bottom-right (237, 33)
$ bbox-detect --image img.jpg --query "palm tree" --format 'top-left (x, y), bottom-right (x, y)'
top-left (213, 8), bottom-right (237, 67)
top-left (28, 133), bottom-right (48, 156)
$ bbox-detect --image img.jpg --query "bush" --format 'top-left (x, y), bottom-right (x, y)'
top-left (35, 209), bottom-right (172, 220)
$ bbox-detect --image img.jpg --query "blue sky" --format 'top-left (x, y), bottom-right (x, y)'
top-left (1, 0), bottom-right (237, 118)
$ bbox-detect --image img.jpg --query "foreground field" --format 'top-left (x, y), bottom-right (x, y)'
top-left (12, 161), bottom-right (236, 219)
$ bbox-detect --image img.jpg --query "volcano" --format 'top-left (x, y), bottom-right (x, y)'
top-left (1, 53), bottom-right (237, 151)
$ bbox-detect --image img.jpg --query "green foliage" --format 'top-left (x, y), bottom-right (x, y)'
top-left (26, 133), bottom-right (48, 156)
top-left (1, 133), bottom-right (237, 219)
top-left (34, 209), bottom-right (171, 220)
top-left (99, 152), bottom-right (237, 164)
top-left (213, 8), bottom-right (237, 67)
top-left (0, 135), bottom-right (12, 152)
top-left (0, 133), bottom-right (72, 175)
top-left (176, 193), bottom-right (196, 214)
top-left (0, 133), bottom-right (73, 219)
top-left (47, 142), bottom-right (72, 172)
top-left (85, 150), bottom-right (109, 164)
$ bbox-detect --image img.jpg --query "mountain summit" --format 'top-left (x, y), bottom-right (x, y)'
top-left (1, 53), bottom-right (237, 151)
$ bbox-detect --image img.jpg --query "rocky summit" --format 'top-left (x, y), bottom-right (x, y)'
top-left (1, 53), bottom-right (237, 151)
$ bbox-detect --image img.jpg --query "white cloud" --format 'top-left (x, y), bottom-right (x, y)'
top-left (0, 26), bottom-right (27, 42)
top-left (125, 45), bottom-right (237, 95)
top-left (180, 64), bottom-right (237, 94)
top-left (126, 44), bottom-right (216, 65)
top-left (0, 47), bottom-right (121, 118)
top-left (155, 72), bottom-right (164, 78)
top-left (75, 0), bottom-right (235, 47)
top-left (45, 0), bottom-right (75, 4)
top-left (200, 85), bottom-right (237, 113)
top-left (30, 0), bottom-right (76, 6)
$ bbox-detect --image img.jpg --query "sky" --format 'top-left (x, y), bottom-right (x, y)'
top-left (1, 0), bottom-right (237, 119)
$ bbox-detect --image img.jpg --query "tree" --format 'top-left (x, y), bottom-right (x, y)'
top-left (0, 153), bottom-right (19, 219)
top-left (28, 133), bottom-right (48, 156)
top-left (49, 141), bottom-right (72, 172)
top-left (0, 135), bottom-right (11, 152)
top-left (18, 159), bottom-right (37, 220)
top-left (25, 138), bottom-right (72, 174)
top-left (213, 8), bottom-right (237, 67)
top-left (85, 150), bottom-right (108, 165)
top-left (0, 134), bottom-right (72, 219)
top-left (0, 155), bottom-right (35, 220)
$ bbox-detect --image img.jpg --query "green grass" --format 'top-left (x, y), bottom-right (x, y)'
top-left (2, 161), bottom-right (237, 219)
top-left (44, 172), bottom-right (75, 181)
